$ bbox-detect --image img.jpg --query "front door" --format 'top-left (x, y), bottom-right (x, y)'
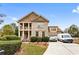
top-left (24, 31), bottom-right (28, 41)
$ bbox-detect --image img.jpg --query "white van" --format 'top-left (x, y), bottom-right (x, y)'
top-left (57, 33), bottom-right (73, 43)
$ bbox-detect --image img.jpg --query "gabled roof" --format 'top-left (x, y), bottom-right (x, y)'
top-left (32, 16), bottom-right (49, 22)
top-left (18, 12), bottom-right (39, 22)
top-left (18, 12), bottom-right (49, 23)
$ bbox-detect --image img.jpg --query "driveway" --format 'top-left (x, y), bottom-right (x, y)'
top-left (44, 42), bottom-right (79, 55)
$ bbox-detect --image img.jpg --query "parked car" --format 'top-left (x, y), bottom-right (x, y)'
top-left (57, 33), bottom-right (73, 43)
top-left (0, 48), bottom-right (4, 55)
top-left (49, 36), bottom-right (57, 42)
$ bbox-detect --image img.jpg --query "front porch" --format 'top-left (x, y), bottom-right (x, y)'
top-left (19, 31), bottom-right (31, 42)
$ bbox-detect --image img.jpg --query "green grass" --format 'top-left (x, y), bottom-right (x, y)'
top-left (0, 40), bottom-right (21, 44)
top-left (20, 43), bottom-right (47, 55)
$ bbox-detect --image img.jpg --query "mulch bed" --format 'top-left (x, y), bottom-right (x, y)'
top-left (31, 42), bottom-right (49, 47)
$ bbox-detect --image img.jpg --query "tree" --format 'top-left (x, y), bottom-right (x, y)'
top-left (10, 23), bottom-right (18, 36)
top-left (11, 23), bottom-right (17, 29)
top-left (68, 24), bottom-right (79, 37)
top-left (2, 25), bottom-right (15, 35)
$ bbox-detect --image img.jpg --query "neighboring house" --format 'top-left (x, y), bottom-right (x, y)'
top-left (48, 26), bottom-right (62, 36)
top-left (18, 12), bottom-right (49, 41)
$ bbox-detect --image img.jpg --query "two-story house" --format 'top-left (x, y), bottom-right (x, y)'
top-left (18, 12), bottom-right (49, 41)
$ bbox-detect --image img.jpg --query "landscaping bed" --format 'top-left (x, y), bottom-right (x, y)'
top-left (16, 42), bottom-right (48, 55)
top-left (32, 42), bottom-right (48, 47)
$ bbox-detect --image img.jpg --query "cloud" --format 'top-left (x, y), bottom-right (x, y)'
top-left (11, 17), bottom-right (17, 21)
top-left (8, 16), bottom-right (17, 21)
top-left (7, 16), bottom-right (18, 26)
top-left (72, 6), bottom-right (79, 14)
top-left (10, 17), bottom-right (18, 26)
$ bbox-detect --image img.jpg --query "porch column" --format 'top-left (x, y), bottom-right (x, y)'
top-left (28, 23), bottom-right (30, 41)
top-left (22, 23), bottom-right (24, 41)
top-left (22, 31), bottom-right (24, 41)
top-left (18, 23), bottom-right (20, 37)
top-left (23, 23), bottom-right (24, 30)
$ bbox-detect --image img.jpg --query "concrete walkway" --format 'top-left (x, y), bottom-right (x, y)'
top-left (44, 42), bottom-right (79, 55)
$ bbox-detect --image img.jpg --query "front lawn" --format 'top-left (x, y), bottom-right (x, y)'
top-left (16, 42), bottom-right (48, 55)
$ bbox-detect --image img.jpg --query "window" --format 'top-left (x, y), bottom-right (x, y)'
top-left (36, 31), bottom-right (39, 37)
top-left (51, 28), bottom-right (56, 31)
top-left (24, 23), bottom-right (28, 29)
top-left (62, 35), bottom-right (71, 38)
top-left (20, 31), bottom-right (22, 36)
top-left (42, 31), bottom-right (45, 37)
top-left (30, 31), bottom-right (31, 36)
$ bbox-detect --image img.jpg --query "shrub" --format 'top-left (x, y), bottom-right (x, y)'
top-left (31, 37), bottom-right (38, 42)
top-left (31, 37), bottom-right (49, 42)
top-left (37, 37), bottom-right (42, 42)
top-left (1, 35), bottom-right (20, 40)
top-left (42, 37), bottom-right (49, 42)
top-left (0, 41), bottom-right (21, 55)
top-left (0, 37), bottom-right (7, 40)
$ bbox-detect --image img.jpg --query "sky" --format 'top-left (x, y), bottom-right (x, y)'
top-left (0, 3), bottom-right (79, 30)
